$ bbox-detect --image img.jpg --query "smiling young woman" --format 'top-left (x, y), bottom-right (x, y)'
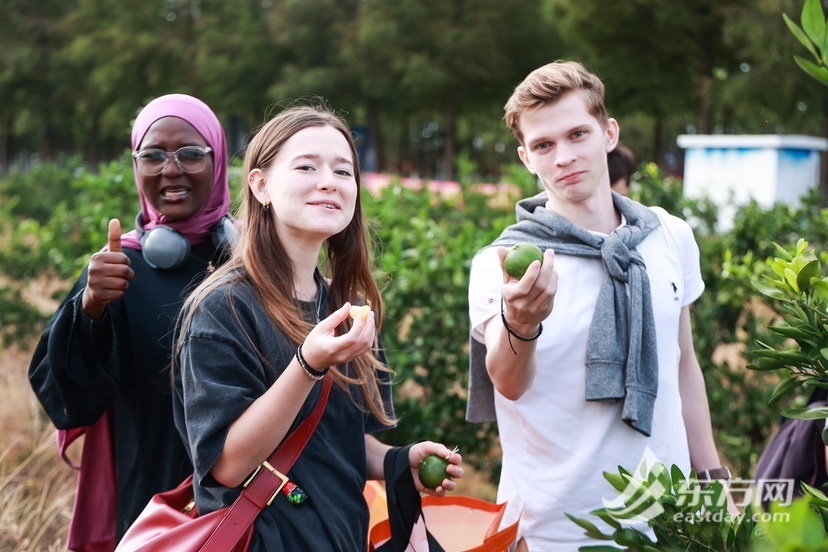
top-left (171, 103), bottom-right (463, 551)
top-left (28, 94), bottom-right (236, 549)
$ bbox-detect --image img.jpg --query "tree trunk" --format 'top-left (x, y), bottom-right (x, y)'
top-left (88, 114), bottom-right (101, 164)
top-left (697, 3), bottom-right (717, 135)
top-left (443, 88), bottom-right (457, 182)
top-left (652, 116), bottom-right (664, 171)
top-left (0, 114), bottom-right (9, 173)
top-left (43, 110), bottom-right (56, 161)
top-left (397, 117), bottom-right (409, 176)
top-left (367, 99), bottom-right (385, 173)
top-left (699, 75), bottom-right (714, 135)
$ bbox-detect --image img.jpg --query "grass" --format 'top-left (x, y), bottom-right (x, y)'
top-left (0, 344), bottom-right (75, 551)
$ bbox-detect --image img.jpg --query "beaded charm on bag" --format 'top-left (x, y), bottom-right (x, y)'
top-left (282, 481), bottom-right (307, 505)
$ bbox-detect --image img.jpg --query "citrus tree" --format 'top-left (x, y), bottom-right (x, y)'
top-left (749, 239), bottom-right (828, 422)
top-left (783, 0), bottom-right (828, 87)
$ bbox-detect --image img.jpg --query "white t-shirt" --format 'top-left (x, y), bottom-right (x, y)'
top-left (468, 207), bottom-right (704, 550)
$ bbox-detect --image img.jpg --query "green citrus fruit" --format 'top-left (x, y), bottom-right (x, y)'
top-left (504, 243), bottom-right (544, 280)
top-left (419, 455), bottom-right (451, 490)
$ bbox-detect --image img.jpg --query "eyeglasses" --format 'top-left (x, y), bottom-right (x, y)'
top-left (133, 146), bottom-right (212, 176)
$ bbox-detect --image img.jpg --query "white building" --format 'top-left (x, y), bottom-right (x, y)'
top-left (677, 134), bottom-right (828, 231)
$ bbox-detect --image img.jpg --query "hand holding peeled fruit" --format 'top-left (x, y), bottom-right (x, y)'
top-left (504, 243), bottom-right (544, 279)
top-left (349, 304), bottom-right (371, 321)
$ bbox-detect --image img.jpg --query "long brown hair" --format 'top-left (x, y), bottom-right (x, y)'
top-left (177, 103), bottom-right (394, 426)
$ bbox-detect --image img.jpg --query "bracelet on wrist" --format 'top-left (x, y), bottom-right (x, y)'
top-left (698, 466), bottom-right (731, 481)
top-left (697, 466), bottom-right (732, 487)
top-left (500, 298), bottom-right (543, 355)
top-left (297, 344), bottom-right (329, 381)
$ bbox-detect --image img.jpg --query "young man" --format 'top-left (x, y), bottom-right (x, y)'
top-left (466, 61), bottom-right (730, 550)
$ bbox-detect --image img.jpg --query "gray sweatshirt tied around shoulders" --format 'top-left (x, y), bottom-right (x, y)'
top-left (467, 192), bottom-right (661, 436)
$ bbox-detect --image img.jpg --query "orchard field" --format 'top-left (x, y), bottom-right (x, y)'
top-left (1, 157), bottom-right (827, 549)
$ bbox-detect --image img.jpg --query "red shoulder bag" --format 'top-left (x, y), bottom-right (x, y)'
top-left (116, 377), bottom-right (332, 552)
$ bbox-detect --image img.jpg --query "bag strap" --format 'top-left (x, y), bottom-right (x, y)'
top-left (202, 376), bottom-right (333, 551)
top-left (380, 445), bottom-right (445, 552)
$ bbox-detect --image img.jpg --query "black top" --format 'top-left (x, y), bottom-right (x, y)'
top-left (29, 241), bottom-right (227, 538)
top-left (173, 278), bottom-right (395, 551)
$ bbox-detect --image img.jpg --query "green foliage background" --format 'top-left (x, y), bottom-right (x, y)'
top-left (4, 160), bottom-right (828, 483)
top-left (0, 0), bottom-right (825, 182)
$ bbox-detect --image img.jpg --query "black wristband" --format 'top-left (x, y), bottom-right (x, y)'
top-left (500, 298), bottom-right (543, 355)
top-left (297, 344), bottom-right (329, 380)
top-left (698, 466), bottom-right (732, 482)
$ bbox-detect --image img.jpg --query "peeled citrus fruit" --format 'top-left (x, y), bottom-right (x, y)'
top-left (419, 455), bottom-right (450, 490)
top-left (349, 305), bottom-right (371, 321)
top-left (504, 243), bottom-right (544, 280)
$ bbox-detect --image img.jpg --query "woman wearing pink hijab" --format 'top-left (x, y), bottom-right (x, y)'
top-left (29, 94), bottom-right (235, 551)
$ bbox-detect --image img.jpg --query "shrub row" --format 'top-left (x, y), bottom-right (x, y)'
top-left (2, 158), bottom-right (824, 480)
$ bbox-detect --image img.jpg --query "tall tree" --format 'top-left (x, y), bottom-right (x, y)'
top-left (263, 0), bottom-right (362, 107)
top-left (718, 0), bottom-right (826, 136)
top-left (342, 0), bottom-right (562, 178)
top-left (543, 0), bottom-right (746, 164)
top-left (0, 0), bottom-right (74, 163)
top-left (59, 0), bottom-right (201, 159)
top-left (190, 0), bottom-right (286, 154)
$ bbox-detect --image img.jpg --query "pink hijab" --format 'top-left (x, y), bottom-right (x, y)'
top-left (122, 93), bottom-right (231, 249)
top-left (60, 94), bottom-right (230, 551)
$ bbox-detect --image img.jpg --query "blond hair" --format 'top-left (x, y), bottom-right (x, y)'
top-left (504, 60), bottom-right (608, 145)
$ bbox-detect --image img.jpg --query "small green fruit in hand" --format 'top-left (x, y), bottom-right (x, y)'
top-left (504, 243), bottom-right (544, 280)
top-left (419, 455), bottom-right (451, 490)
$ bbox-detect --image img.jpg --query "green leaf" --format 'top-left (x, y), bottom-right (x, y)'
top-left (784, 12), bottom-right (821, 62)
top-left (564, 512), bottom-right (612, 540)
top-left (782, 405), bottom-right (828, 420)
top-left (653, 464), bottom-right (672, 495)
top-left (797, 259), bottom-right (822, 293)
top-left (769, 376), bottom-right (804, 405)
top-left (590, 508), bottom-right (623, 530)
top-left (564, 513), bottom-right (614, 540)
top-left (784, 267), bottom-right (801, 293)
top-left (770, 324), bottom-right (819, 341)
top-left (604, 472), bottom-right (631, 494)
top-left (773, 241), bottom-right (796, 262)
top-left (794, 55), bottom-right (828, 86)
top-left (751, 278), bottom-right (788, 301)
top-left (748, 361), bottom-right (785, 372)
top-left (812, 279), bottom-right (828, 300)
top-left (614, 527), bottom-right (653, 547)
top-left (617, 465), bottom-right (634, 479)
top-left (824, 26), bottom-right (828, 67)
top-left (767, 350), bottom-right (811, 363)
top-left (801, 0), bottom-right (827, 55)
top-left (802, 482), bottom-right (828, 504)
top-left (796, 238), bottom-right (810, 256)
top-left (750, 347), bottom-right (807, 371)
top-left (763, 497), bottom-right (828, 548)
top-left (670, 464), bottom-right (687, 487)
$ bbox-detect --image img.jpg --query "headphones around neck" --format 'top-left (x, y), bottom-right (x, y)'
top-left (135, 212), bottom-right (238, 270)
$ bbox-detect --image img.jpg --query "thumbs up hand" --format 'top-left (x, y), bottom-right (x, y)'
top-left (82, 219), bottom-right (135, 320)
top-left (108, 218), bottom-right (123, 253)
